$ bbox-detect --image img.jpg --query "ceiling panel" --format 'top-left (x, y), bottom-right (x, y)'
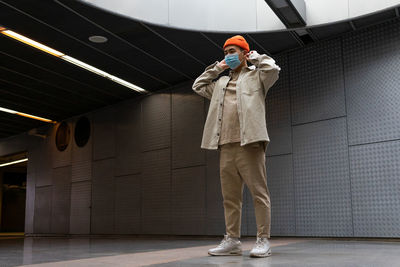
top-left (0, 36), bottom-right (127, 104)
top-left (146, 25), bottom-right (223, 66)
top-left (50, 0), bottom-right (194, 85)
top-left (0, 0), bottom-right (167, 91)
top-left (0, 0), bottom-right (398, 140)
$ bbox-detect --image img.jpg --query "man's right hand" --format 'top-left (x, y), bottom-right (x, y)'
top-left (217, 59), bottom-right (229, 70)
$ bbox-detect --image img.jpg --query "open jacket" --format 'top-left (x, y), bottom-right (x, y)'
top-left (192, 53), bottom-right (281, 152)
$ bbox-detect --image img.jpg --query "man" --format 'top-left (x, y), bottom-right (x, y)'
top-left (192, 35), bottom-right (280, 257)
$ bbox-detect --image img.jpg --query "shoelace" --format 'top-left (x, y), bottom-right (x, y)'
top-left (254, 238), bottom-right (267, 249)
top-left (217, 236), bottom-right (229, 248)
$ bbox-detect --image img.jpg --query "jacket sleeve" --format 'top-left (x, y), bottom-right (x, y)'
top-left (248, 53), bottom-right (281, 98)
top-left (192, 61), bottom-right (225, 100)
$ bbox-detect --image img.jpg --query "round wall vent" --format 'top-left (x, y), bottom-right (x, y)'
top-left (74, 116), bottom-right (91, 147)
top-left (55, 121), bottom-right (70, 152)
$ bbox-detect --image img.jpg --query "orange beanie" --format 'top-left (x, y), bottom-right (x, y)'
top-left (223, 35), bottom-right (250, 52)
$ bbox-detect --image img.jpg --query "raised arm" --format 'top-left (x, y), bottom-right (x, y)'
top-left (247, 51), bottom-right (281, 98)
top-left (192, 61), bottom-right (226, 100)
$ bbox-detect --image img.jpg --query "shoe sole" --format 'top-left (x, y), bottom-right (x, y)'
top-left (250, 249), bottom-right (272, 258)
top-left (208, 250), bottom-right (242, 256)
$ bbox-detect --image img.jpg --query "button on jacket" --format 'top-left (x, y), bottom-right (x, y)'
top-left (192, 53), bottom-right (281, 151)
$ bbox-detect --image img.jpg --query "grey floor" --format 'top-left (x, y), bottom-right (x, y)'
top-left (0, 235), bottom-right (400, 266)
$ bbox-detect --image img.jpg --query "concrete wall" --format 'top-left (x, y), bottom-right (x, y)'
top-left (2, 18), bottom-right (400, 237)
top-left (82, 0), bottom-right (400, 32)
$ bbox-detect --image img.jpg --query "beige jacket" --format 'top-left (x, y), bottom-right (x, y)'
top-left (192, 53), bottom-right (281, 151)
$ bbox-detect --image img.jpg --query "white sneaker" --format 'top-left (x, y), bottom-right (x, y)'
top-left (208, 234), bottom-right (242, 256)
top-left (249, 237), bottom-right (272, 257)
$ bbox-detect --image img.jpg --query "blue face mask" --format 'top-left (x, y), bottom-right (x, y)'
top-left (225, 53), bottom-right (242, 69)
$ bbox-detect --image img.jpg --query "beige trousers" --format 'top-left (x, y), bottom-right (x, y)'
top-left (219, 141), bottom-right (271, 238)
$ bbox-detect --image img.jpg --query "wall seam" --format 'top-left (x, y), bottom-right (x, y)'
top-left (169, 89), bottom-right (172, 235)
top-left (292, 115), bottom-right (347, 127)
top-left (287, 52), bottom-right (297, 236)
top-left (340, 35), bottom-right (355, 237)
top-left (112, 108), bottom-right (116, 234)
top-left (89, 114), bottom-right (94, 235)
top-left (349, 138), bottom-right (400, 147)
top-left (139, 100), bottom-right (143, 234)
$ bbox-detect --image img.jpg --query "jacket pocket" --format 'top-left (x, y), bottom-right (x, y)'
top-left (241, 77), bottom-right (260, 95)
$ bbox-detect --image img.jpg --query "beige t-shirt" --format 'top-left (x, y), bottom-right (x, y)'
top-left (218, 70), bottom-right (241, 146)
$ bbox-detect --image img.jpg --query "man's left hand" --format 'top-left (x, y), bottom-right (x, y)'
top-left (245, 50), bottom-right (260, 61)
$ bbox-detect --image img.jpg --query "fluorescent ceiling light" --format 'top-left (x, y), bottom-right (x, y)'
top-left (61, 55), bottom-right (147, 93)
top-left (0, 158), bottom-right (28, 168)
top-left (1, 29), bottom-right (64, 57)
top-left (108, 75), bottom-right (147, 93)
top-left (17, 112), bottom-right (56, 123)
top-left (0, 26), bottom-right (147, 93)
top-left (0, 106), bottom-right (56, 123)
top-left (62, 55), bottom-right (109, 77)
top-left (0, 106), bottom-right (17, 114)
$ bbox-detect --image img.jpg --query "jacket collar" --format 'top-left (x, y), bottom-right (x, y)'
top-left (228, 64), bottom-right (255, 77)
top-left (229, 65), bottom-right (256, 76)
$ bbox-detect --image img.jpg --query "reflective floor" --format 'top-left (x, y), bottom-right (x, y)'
top-left (0, 235), bottom-right (399, 266)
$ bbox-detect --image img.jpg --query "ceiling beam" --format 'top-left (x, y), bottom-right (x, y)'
top-left (265, 0), bottom-right (307, 28)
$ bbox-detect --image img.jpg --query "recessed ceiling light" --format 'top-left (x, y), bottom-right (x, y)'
top-left (89, 35), bottom-right (108, 43)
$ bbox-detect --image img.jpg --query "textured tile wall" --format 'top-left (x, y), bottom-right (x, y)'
top-left (28, 19), bottom-right (400, 238)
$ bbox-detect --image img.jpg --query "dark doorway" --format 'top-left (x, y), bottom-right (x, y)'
top-left (0, 154), bottom-right (27, 233)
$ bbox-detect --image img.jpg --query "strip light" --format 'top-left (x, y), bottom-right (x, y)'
top-left (0, 158), bottom-right (28, 168)
top-left (0, 106), bottom-right (56, 123)
top-left (0, 27), bottom-right (147, 93)
top-left (62, 55), bottom-right (109, 77)
top-left (1, 29), bottom-right (65, 57)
